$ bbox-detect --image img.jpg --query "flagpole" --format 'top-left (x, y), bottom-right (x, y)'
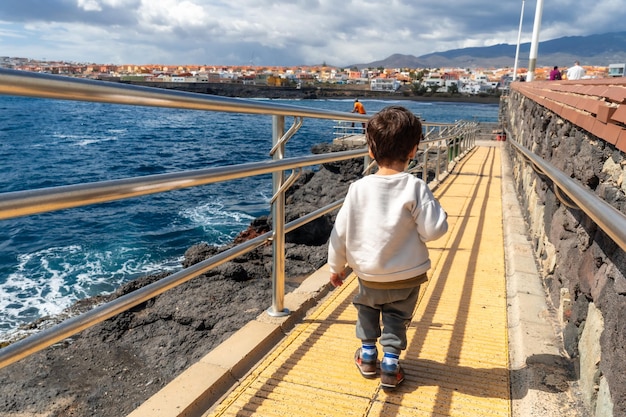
top-left (512, 0), bottom-right (525, 81)
top-left (527, 0), bottom-right (544, 82)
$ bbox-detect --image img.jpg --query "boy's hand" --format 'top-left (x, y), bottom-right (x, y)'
top-left (330, 271), bottom-right (345, 287)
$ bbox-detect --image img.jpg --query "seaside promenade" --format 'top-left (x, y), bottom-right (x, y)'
top-left (129, 141), bottom-right (580, 417)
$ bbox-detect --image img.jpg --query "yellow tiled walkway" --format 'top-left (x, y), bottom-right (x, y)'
top-left (207, 145), bottom-right (509, 416)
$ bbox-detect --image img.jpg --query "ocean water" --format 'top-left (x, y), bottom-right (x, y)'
top-left (0, 95), bottom-right (498, 336)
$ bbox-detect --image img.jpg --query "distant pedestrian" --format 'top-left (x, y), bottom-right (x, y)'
top-left (328, 105), bottom-right (448, 391)
top-left (549, 66), bottom-right (562, 80)
top-left (566, 61), bottom-right (586, 80)
top-left (351, 99), bottom-right (366, 129)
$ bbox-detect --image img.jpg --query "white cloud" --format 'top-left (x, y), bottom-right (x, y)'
top-left (137, 0), bottom-right (209, 31)
top-left (77, 0), bottom-right (103, 12)
top-left (0, 0), bottom-right (624, 66)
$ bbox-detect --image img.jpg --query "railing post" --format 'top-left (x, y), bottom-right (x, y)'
top-left (422, 147), bottom-right (428, 182)
top-left (268, 115), bottom-right (290, 317)
top-left (364, 153), bottom-right (372, 174)
top-left (435, 142), bottom-right (441, 181)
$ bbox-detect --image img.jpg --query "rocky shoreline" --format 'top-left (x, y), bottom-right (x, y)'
top-left (122, 80), bottom-right (502, 104)
top-left (0, 142), bottom-right (364, 417)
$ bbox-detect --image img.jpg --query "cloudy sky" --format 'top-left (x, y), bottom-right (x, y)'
top-left (0, 0), bottom-right (624, 67)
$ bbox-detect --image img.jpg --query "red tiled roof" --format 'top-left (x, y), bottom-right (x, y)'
top-left (511, 78), bottom-right (626, 152)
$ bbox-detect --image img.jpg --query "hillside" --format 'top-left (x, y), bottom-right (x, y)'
top-left (352, 31), bottom-right (626, 69)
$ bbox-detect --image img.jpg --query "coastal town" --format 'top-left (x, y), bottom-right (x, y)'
top-left (0, 56), bottom-right (621, 97)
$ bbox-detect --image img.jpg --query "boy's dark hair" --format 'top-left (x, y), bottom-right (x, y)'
top-left (365, 106), bottom-right (423, 165)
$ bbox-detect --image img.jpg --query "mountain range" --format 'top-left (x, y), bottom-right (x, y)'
top-left (352, 31), bottom-right (626, 69)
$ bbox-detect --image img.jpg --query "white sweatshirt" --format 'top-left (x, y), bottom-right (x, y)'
top-left (328, 172), bottom-right (448, 283)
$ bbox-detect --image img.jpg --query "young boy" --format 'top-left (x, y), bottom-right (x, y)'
top-left (328, 105), bottom-right (448, 390)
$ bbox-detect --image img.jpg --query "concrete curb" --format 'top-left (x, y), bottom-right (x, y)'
top-left (127, 265), bottom-right (335, 417)
top-left (498, 142), bottom-right (582, 416)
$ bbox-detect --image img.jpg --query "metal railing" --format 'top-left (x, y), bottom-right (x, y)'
top-left (333, 120), bottom-right (366, 137)
top-left (506, 128), bottom-right (626, 253)
top-left (410, 133), bottom-right (475, 182)
top-left (0, 68), bottom-right (476, 369)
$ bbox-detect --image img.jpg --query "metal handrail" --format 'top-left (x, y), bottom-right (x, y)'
top-left (0, 68), bottom-right (473, 369)
top-left (507, 130), bottom-right (626, 252)
top-left (0, 149), bottom-right (365, 220)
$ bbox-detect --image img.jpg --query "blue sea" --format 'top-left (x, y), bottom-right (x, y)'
top-left (0, 95), bottom-right (498, 337)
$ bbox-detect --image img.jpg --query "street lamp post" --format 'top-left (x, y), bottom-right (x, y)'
top-left (512, 0), bottom-right (525, 81)
top-left (527, 0), bottom-right (544, 82)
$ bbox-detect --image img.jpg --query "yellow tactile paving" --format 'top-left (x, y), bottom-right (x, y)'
top-left (206, 146), bottom-right (509, 417)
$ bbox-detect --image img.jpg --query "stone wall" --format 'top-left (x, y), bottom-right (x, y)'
top-left (502, 91), bottom-right (626, 417)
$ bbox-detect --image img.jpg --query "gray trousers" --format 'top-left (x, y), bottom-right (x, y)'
top-left (353, 283), bottom-right (420, 355)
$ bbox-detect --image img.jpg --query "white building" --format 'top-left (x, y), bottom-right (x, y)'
top-left (608, 63), bottom-right (626, 77)
top-left (370, 78), bottom-right (401, 91)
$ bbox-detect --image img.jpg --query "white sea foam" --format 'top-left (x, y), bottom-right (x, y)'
top-left (76, 139), bottom-right (100, 146)
top-left (0, 246), bottom-right (81, 332)
top-left (50, 131), bottom-right (119, 147)
top-left (51, 133), bottom-right (84, 140)
top-left (181, 201), bottom-right (255, 244)
top-left (75, 136), bottom-right (119, 146)
top-left (0, 244), bottom-right (181, 337)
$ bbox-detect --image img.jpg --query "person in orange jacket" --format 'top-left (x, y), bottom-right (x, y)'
top-left (351, 99), bottom-right (366, 128)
